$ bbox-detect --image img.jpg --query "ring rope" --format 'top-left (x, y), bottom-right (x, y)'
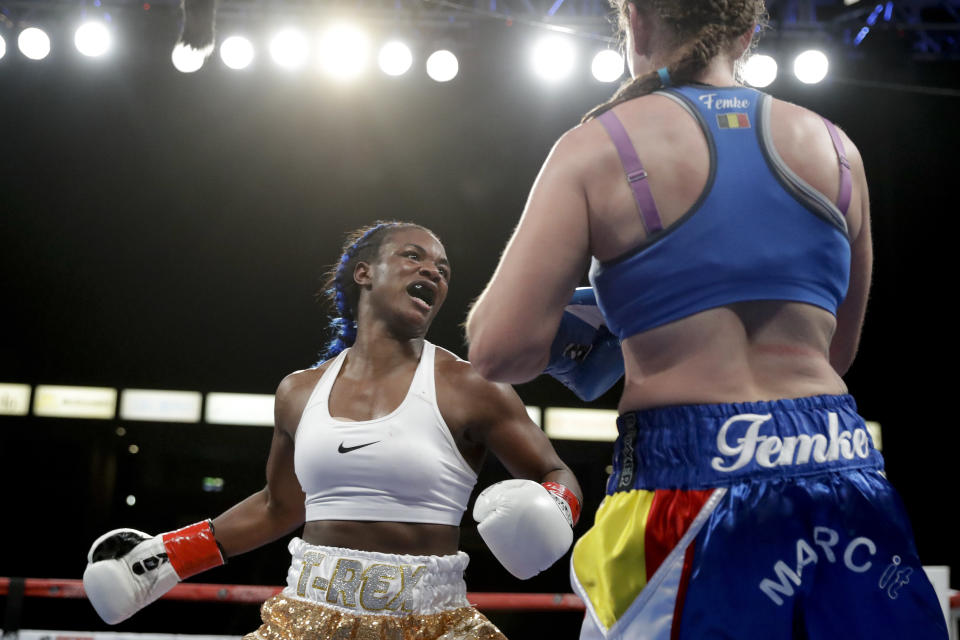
top-left (0, 578), bottom-right (587, 611)
top-left (3, 577), bottom-right (957, 611)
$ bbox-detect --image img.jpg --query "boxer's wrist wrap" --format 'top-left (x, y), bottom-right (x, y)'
top-left (161, 520), bottom-right (224, 579)
top-left (542, 482), bottom-right (580, 527)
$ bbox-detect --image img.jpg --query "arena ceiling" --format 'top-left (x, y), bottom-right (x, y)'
top-left (2, 0), bottom-right (959, 59)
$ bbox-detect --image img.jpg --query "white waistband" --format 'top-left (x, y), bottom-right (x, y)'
top-left (282, 537), bottom-right (471, 616)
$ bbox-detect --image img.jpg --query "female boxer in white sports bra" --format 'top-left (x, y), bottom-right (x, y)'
top-left (82, 221), bottom-right (582, 640)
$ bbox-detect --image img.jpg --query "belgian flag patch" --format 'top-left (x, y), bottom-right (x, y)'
top-left (717, 113), bottom-right (751, 129)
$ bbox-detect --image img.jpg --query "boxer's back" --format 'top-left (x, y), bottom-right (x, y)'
top-left (578, 88), bottom-right (869, 411)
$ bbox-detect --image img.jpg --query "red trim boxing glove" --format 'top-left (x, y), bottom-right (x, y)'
top-left (541, 481), bottom-right (581, 527)
top-left (83, 520), bottom-right (224, 625)
top-left (161, 520), bottom-right (225, 578)
top-left (473, 480), bottom-right (581, 580)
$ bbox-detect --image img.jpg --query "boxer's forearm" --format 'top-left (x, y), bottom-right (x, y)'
top-left (212, 488), bottom-right (304, 558)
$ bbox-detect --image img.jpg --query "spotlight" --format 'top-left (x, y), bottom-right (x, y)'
top-left (318, 23), bottom-right (370, 80)
top-left (172, 43), bottom-right (206, 72)
top-left (379, 40), bottom-right (413, 77)
top-left (531, 35), bottom-right (576, 82)
top-left (220, 35), bottom-right (254, 70)
top-left (18, 27), bottom-right (51, 61)
top-left (741, 54), bottom-right (777, 88)
top-left (793, 49), bottom-right (829, 84)
top-left (269, 28), bottom-right (309, 70)
top-left (75, 21), bottom-right (112, 58)
top-left (426, 49), bottom-right (458, 82)
top-left (591, 50), bottom-right (624, 83)
top-left (0, 35), bottom-right (5, 60)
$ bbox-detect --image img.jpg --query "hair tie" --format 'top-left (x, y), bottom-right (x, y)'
top-left (657, 67), bottom-right (671, 87)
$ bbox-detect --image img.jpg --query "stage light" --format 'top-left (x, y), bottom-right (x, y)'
top-left (0, 383), bottom-right (30, 416)
top-left (269, 28), bottom-right (309, 70)
top-left (545, 407), bottom-right (618, 441)
top-left (120, 389), bottom-right (202, 422)
top-left (742, 53), bottom-right (777, 87)
top-left (33, 385), bottom-right (117, 419)
top-left (531, 35), bottom-right (576, 82)
top-left (219, 35), bottom-right (254, 70)
top-left (75, 21), bottom-right (111, 58)
top-left (318, 23), bottom-right (370, 80)
top-left (591, 49), bottom-right (624, 82)
top-left (126, 495), bottom-right (137, 506)
top-left (379, 40), bottom-right (413, 77)
top-left (0, 35), bottom-right (6, 60)
top-left (426, 49), bottom-right (458, 82)
top-left (793, 49), bottom-right (829, 84)
top-left (205, 392), bottom-right (274, 426)
top-left (171, 43), bottom-right (206, 73)
top-left (525, 406), bottom-right (542, 428)
top-left (18, 27), bottom-right (51, 61)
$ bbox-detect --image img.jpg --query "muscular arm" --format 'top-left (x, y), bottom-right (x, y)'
top-left (81, 370), bottom-right (313, 626)
top-left (483, 391), bottom-right (580, 496)
top-left (448, 361), bottom-right (581, 500)
top-left (830, 138), bottom-right (873, 375)
top-left (466, 128), bottom-right (592, 383)
top-left (211, 372), bottom-right (310, 558)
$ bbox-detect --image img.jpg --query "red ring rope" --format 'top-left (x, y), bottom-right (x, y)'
top-left (2, 577), bottom-right (957, 612)
top-left (0, 578), bottom-right (586, 611)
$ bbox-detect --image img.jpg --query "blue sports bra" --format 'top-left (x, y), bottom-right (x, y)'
top-left (588, 85), bottom-right (852, 339)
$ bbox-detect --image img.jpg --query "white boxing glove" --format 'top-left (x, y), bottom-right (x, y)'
top-left (473, 479), bottom-right (581, 580)
top-left (83, 520), bottom-right (224, 625)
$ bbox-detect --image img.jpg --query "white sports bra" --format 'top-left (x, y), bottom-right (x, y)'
top-left (294, 341), bottom-right (478, 525)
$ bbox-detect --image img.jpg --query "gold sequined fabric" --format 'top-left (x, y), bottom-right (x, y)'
top-left (244, 594), bottom-right (508, 640)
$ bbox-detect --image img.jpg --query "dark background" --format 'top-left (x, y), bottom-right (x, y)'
top-left (1, 3), bottom-right (958, 637)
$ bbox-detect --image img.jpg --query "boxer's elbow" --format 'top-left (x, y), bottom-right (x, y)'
top-left (468, 328), bottom-right (550, 384)
top-left (470, 353), bottom-right (526, 383)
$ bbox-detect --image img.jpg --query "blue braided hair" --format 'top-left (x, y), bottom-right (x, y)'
top-left (316, 220), bottom-right (427, 364)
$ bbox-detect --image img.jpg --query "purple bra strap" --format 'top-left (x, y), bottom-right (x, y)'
top-left (597, 110), bottom-right (664, 234)
top-left (821, 117), bottom-right (852, 216)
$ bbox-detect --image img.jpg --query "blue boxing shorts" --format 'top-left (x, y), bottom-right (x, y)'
top-left (571, 395), bottom-right (948, 640)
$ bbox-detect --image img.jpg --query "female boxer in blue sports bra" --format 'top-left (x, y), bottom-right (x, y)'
top-left (83, 221), bottom-right (583, 639)
top-left (466, 1), bottom-right (947, 638)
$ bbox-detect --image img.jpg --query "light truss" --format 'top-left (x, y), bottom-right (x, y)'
top-left (1, 0), bottom-right (958, 58)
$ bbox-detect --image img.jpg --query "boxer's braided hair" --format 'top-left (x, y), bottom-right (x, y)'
top-left (583, 0), bottom-right (766, 121)
top-left (317, 220), bottom-right (427, 362)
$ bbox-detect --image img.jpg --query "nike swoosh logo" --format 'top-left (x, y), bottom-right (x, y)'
top-left (338, 441), bottom-right (380, 454)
